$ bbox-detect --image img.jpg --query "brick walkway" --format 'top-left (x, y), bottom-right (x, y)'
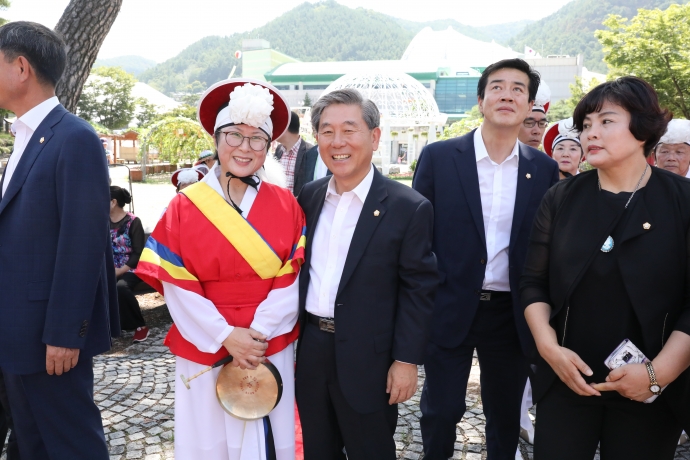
top-left (2, 325), bottom-right (690, 459)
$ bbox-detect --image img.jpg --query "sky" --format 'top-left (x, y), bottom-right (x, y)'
top-left (3, 0), bottom-right (574, 63)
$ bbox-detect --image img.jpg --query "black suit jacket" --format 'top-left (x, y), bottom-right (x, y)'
top-left (412, 129), bottom-right (559, 354)
top-left (274, 137), bottom-right (314, 196)
top-left (520, 168), bottom-right (690, 430)
top-left (296, 167), bottom-right (438, 414)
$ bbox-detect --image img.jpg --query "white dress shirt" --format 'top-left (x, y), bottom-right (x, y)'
top-left (162, 164), bottom-right (299, 353)
top-left (474, 125), bottom-right (520, 292)
top-left (314, 147), bottom-right (329, 180)
top-left (305, 164), bottom-right (375, 318)
top-left (3, 96), bottom-right (60, 195)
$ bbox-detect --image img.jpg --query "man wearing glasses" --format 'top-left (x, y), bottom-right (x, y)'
top-left (518, 81), bottom-right (550, 150)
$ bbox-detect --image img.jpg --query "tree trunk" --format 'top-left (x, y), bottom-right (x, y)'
top-left (54, 0), bottom-right (123, 113)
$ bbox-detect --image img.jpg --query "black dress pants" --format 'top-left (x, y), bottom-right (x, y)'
top-left (0, 370), bottom-right (19, 459)
top-left (117, 272), bottom-right (146, 330)
top-left (420, 292), bottom-right (528, 460)
top-left (534, 379), bottom-right (682, 460)
top-left (295, 322), bottom-right (398, 460)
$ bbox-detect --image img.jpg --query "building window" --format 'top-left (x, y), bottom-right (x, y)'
top-left (303, 84), bottom-right (329, 90)
top-left (274, 85), bottom-right (290, 90)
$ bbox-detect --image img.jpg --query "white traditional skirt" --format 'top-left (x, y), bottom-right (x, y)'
top-left (174, 344), bottom-right (295, 460)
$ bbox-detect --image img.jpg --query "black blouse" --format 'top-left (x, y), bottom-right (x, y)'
top-left (561, 188), bottom-right (646, 383)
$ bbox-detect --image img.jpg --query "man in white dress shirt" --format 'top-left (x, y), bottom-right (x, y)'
top-left (295, 88), bottom-right (438, 459)
top-left (413, 59), bottom-right (559, 460)
top-left (0, 22), bottom-right (117, 459)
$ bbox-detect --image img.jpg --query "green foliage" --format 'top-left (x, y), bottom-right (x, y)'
top-left (597, 3), bottom-right (690, 118)
top-left (94, 55), bottom-right (157, 76)
top-left (547, 99), bottom-right (574, 121)
top-left (0, 132), bottom-right (14, 156)
top-left (441, 105), bottom-right (483, 140)
top-left (141, 117), bottom-right (214, 166)
top-left (547, 76), bottom-right (602, 122)
top-left (303, 93), bottom-right (312, 107)
top-left (0, 0), bottom-right (9, 27)
top-left (153, 104), bottom-right (197, 123)
top-left (507, 0), bottom-right (689, 73)
top-left (135, 98), bottom-right (160, 128)
top-left (139, 1), bottom-right (528, 95)
top-left (78, 66), bottom-right (137, 130)
top-left (410, 159), bottom-right (417, 172)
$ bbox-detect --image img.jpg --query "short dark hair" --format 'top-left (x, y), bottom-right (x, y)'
top-left (0, 22), bottom-right (67, 87)
top-left (477, 58), bottom-right (540, 102)
top-left (110, 186), bottom-right (131, 208)
top-left (573, 76), bottom-right (671, 157)
top-left (287, 111), bottom-right (300, 134)
top-left (311, 88), bottom-right (379, 134)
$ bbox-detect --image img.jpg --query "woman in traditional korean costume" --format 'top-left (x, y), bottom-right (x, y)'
top-left (136, 78), bottom-right (305, 460)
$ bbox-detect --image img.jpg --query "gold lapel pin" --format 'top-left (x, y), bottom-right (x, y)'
top-left (374, 210), bottom-right (380, 217)
top-left (643, 222), bottom-right (651, 230)
top-left (526, 173), bottom-right (531, 179)
top-left (39, 137), bottom-right (45, 144)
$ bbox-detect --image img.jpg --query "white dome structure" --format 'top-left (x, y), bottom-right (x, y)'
top-left (322, 72), bottom-right (441, 122)
top-left (318, 72), bottom-right (448, 174)
top-left (401, 27), bottom-right (520, 66)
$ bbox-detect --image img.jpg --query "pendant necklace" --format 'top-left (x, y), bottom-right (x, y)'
top-left (598, 164), bottom-right (648, 253)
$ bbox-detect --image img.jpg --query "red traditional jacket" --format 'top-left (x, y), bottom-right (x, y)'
top-left (136, 181), bottom-right (306, 365)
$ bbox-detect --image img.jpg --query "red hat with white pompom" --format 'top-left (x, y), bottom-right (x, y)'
top-left (197, 78), bottom-right (290, 141)
top-left (543, 117), bottom-right (582, 157)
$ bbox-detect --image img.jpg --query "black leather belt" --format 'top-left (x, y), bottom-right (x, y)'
top-left (307, 312), bottom-right (335, 333)
top-left (480, 290), bottom-right (510, 301)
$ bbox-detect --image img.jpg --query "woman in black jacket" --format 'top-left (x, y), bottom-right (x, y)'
top-left (521, 77), bottom-right (690, 459)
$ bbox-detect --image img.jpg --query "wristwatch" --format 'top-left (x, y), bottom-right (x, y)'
top-left (645, 362), bottom-right (662, 395)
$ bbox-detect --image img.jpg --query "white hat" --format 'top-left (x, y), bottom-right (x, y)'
top-left (657, 119), bottom-right (690, 147)
top-left (543, 117), bottom-right (581, 157)
top-left (532, 81), bottom-right (551, 114)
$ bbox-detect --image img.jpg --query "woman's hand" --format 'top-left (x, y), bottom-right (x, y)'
top-left (114, 264), bottom-right (130, 278)
top-left (222, 328), bottom-right (268, 370)
top-left (541, 344), bottom-right (601, 396)
top-left (590, 364), bottom-right (653, 401)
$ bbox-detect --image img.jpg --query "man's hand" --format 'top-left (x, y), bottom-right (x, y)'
top-left (386, 361), bottom-right (418, 405)
top-left (46, 345), bottom-right (80, 376)
top-left (590, 363), bottom-right (653, 401)
top-left (222, 328), bottom-right (268, 370)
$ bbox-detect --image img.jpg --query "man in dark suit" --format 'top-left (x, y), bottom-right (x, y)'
top-left (274, 111), bottom-right (314, 195)
top-left (295, 88), bottom-right (438, 459)
top-left (413, 59), bottom-right (559, 460)
top-left (0, 22), bottom-right (118, 459)
top-left (303, 144), bottom-right (331, 182)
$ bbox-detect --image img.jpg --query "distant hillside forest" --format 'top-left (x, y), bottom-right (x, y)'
top-left (138, 0), bottom-right (689, 95)
top-left (508, 0), bottom-right (690, 73)
top-left (139, 1), bottom-right (516, 95)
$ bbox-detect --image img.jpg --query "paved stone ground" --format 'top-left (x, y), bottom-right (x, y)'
top-left (4, 323), bottom-right (689, 460)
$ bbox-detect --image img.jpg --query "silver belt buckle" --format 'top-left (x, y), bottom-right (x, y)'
top-left (319, 317), bottom-right (335, 333)
top-left (480, 292), bottom-right (491, 301)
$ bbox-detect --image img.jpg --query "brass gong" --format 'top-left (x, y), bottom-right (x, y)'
top-left (215, 359), bottom-right (283, 421)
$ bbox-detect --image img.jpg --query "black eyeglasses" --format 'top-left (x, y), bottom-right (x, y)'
top-left (523, 119), bottom-right (549, 128)
top-left (218, 131), bottom-right (269, 152)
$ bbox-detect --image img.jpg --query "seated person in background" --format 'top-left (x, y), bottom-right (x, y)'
top-left (172, 167), bottom-right (205, 193)
top-left (110, 186), bottom-right (149, 342)
top-left (193, 150), bottom-right (215, 175)
top-left (543, 117), bottom-right (583, 179)
top-left (101, 138), bottom-right (113, 164)
top-left (655, 119), bottom-right (690, 178)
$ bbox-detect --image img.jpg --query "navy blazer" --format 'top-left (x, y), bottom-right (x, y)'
top-left (412, 129), bottom-right (559, 354)
top-left (0, 105), bottom-right (119, 374)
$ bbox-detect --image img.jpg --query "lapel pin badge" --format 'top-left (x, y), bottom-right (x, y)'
top-left (643, 222), bottom-right (651, 230)
top-left (374, 210), bottom-right (380, 217)
top-left (39, 137), bottom-right (45, 144)
top-left (526, 173), bottom-right (531, 179)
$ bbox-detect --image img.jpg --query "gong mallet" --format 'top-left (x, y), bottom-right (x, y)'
top-left (180, 355), bottom-right (234, 389)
